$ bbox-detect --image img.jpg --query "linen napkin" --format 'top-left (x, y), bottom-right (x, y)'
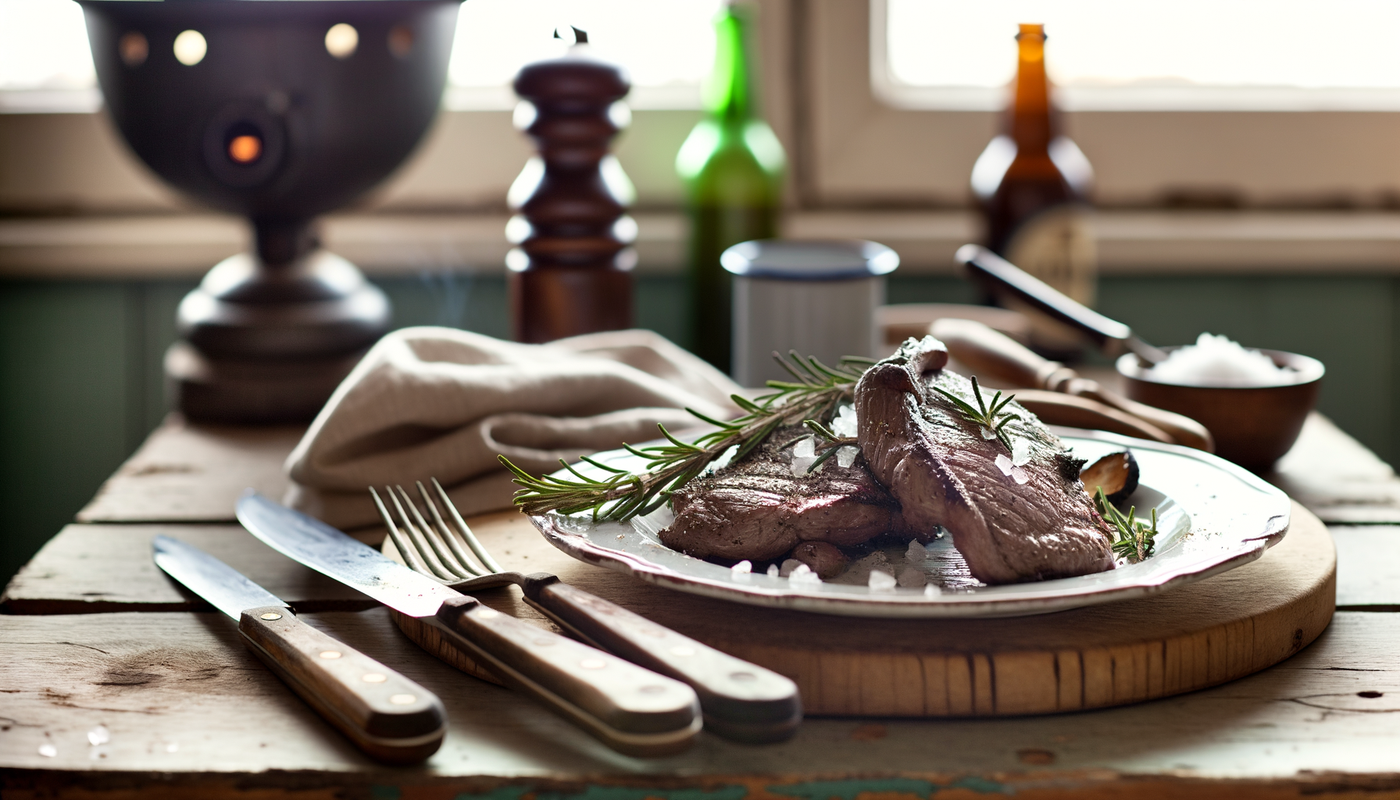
top-left (284, 326), bottom-right (743, 530)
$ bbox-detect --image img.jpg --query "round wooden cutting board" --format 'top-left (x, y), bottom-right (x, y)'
top-left (390, 500), bottom-right (1335, 718)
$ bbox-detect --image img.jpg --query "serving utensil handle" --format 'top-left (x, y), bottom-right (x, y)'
top-left (956, 244), bottom-right (1167, 360)
top-left (527, 580), bottom-right (802, 743)
top-left (238, 606), bottom-right (445, 764)
top-left (428, 595), bottom-right (701, 757)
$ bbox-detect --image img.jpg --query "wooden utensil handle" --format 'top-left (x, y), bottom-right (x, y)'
top-left (238, 606), bottom-right (445, 764)
top-left (932, 317), bottom-right (1075, 389)
top-left (529, 580), bottom-right (802, 743)
top-left (957, 245), bottom-right (1134, 354)
top-left (428, 596), bottom-right (700, 757)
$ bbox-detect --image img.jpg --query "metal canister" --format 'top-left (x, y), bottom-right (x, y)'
top-left (722, 239), bottom-right (899, 387)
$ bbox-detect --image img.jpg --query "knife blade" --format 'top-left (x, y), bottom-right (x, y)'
top-left (235, 493), bottom-right (702, 757)
top-left (151, 535), bottom-right (446, 764)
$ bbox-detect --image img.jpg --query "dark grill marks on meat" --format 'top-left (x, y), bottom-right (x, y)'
top-left (856, 336), bottom-right (1115, 584)
top-left (660, 425), bottom-right (901, 562)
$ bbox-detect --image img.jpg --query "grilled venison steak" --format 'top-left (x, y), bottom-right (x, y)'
top-left (660, 424), bottom-right (902, 562)
top-left (856, 336), bottom-right (1115, 584)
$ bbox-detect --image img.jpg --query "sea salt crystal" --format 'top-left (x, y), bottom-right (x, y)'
top-left (1011, 437), bottom-right (1033, 467)
top-left (897, 567), bottom-right (927, 588)
top-left (779, 558), bottom-right (803, 577)
top-left (979, 425), bottom-right (998, 440)
top-left (87, 725), bottom-right (109, 747)
top-left (832, 404), bottom-right (859, 438)
top-left (789, 563), bottom-right (822, 585)
top-left (766, 564), bottom-right (780, 578)
top-left (995, 453), bottom-right (1015, 476)
top-left (923, 583), bottom-right (943, 597)
top-left (38, 744), bottom-right (57, 758)
top-left (868, 570), bottom-right (897, 592)
top-left (1146, 332), bottom-right (1294, 387)
top-left (905, 540), bottom-right (927, 563)
top-left (836, 446), bottom-right (858, 468)
top-left (730, 560), bottom-right (753, 575)
top-left (996, 453), bottom-right (1030, 484)
top-left (790, 436), bottom-right (822, 477)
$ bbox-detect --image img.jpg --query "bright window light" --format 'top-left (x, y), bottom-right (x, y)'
top-left (0, 0), bottom-right (720, 110)
top-left (880, 0), bottom-right (1400, 110)
top-left (0, 0), bottom-right (95, 91)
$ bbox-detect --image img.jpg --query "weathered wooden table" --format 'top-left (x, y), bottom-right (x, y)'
top-left (4, 412), bottom-right (1400, 798)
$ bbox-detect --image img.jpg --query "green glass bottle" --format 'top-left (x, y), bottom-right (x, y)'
top-left (676, 1), bottom-right (786, 374)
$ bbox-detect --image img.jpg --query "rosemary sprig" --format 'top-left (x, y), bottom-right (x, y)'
top-left (930, 376), bottom-right (1021, 451)
top-left (1093, 487), bottom-right (1158, 562)
top-left (500, 352), bottom-right (869, 521)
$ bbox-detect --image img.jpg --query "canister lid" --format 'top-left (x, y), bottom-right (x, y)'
top-left (720, 239), bottom-right (899, 281)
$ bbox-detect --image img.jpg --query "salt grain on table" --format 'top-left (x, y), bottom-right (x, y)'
top-left (87, 725), bottom-right (109, 747)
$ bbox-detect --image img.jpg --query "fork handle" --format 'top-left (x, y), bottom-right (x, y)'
top-left (427, 596), bottom-right (700, 757)
top-left (528, 581), bottom-right (802, 743)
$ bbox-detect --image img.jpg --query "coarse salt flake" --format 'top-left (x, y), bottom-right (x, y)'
top-left (1012, 437), bottom-right (1033, 467)
top-left (730, 560), bottom-right (752, 575)
top-left (87, 725), bottom-right (109, 747)
top-left (923, 583), bottom-right (943, 597)
top-left (868, 570), bottom-right (897, 592)
top-left (897, 567), bottom-right (927, 588)
top-left (832, 404), bottom-right (859, 438)
top-left (995, 453), bottom-right (1015, 476)
top-left (766, 564), bottom-right (780, 578)
top-left (905, 540), bottom-right (927, 563)
top-left (836, 446), bottom-right (858, 468)
top-left (789, 563), bottom-right (822, 585)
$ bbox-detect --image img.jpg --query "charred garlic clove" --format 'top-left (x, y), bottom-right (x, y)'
top-left (1080, 451), bottom-right (1140, 503)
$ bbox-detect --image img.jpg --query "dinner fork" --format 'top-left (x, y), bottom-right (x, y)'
top-left (372, 479), bottom-right (802, 743)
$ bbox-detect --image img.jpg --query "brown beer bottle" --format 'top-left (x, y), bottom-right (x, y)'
top-left (972, 24), bottom-right (1095, 315)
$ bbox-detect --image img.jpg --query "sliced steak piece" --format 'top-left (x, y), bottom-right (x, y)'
top-left (856, 336), bottom-right (1115, 584)
top-left (661, 425), bottom-right (901, 562)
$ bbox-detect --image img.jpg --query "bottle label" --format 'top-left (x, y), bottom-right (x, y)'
top-left (1004, 205), bottom-right (1097, 307)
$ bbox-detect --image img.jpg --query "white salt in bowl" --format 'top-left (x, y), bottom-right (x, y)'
top-left (1116, 348), bottom-right (1324, 471)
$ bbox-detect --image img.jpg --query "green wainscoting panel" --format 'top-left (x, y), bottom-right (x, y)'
top-left (1, 272), bottom-right (1397, 586)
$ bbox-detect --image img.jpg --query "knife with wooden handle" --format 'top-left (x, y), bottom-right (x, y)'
top-left (931, 316), bottom-right (1214, 452)
top-left (235, 493), bottom-right (702, 758)
top-left (151, 535), bottom-right (446, 764)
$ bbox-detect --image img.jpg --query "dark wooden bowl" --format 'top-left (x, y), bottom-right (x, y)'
top-left (1116, 349), bottom-right (1324, 471)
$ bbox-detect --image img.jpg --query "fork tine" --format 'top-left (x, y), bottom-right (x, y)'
top-left (413, 481), bottom-right (487, 577)
top-left (394, 484), bottom-right (479, 580)
top-left (431, 477), bottom-right (504, 573)
top-left (369, 486), bottom-right (446, 580)
top-left (385, 485), bottom-right (460, 581)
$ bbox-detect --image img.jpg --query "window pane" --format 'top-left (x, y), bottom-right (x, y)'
top-left (882, 0), bottom-right (1400, 109)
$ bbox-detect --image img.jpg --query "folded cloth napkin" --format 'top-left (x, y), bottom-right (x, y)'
top-left (284, 327), bottom-right (743, 530)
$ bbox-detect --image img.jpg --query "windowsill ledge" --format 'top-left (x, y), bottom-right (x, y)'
top-left (5, 209), bottom-right (1400, 280)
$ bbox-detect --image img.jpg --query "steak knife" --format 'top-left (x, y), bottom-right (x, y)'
top-left (151, 535), bottom-right (446, 764)
top-left (235, 493), bottom-right (702, 757)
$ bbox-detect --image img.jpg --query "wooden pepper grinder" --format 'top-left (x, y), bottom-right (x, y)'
top-left (508, 27), bottom-right (636, 343)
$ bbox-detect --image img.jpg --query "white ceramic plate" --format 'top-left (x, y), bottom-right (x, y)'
top-left (529, 429), bottom-right (1291, 618)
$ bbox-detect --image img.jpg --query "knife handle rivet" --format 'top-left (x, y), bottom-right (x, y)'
top-left (389, 694), bottom-right (416, 705)
top-left (260, 612), bottom-right (282, 621)
top-left (362, 673), bottom-right (388, 683)
top-left (579, 658), bottom-right (606, 670)
top-left (668, 645), bottom-right (696, 657)
top-left (318, 651), bottom-right (342, 660)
